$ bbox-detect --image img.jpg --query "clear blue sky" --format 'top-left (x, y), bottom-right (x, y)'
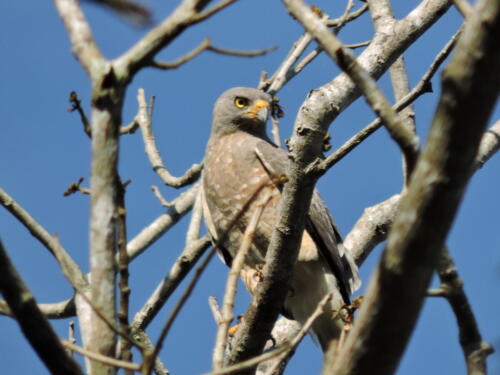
top-left (0, 1), bottom-right (498, 374)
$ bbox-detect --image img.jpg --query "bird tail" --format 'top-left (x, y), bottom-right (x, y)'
top-left (285, 261), bottom-right (347, 353)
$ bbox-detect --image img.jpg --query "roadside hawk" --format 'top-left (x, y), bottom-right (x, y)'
top-left (202, 87), bottom-right (360, 351)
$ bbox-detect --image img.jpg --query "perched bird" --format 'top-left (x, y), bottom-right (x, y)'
top-left (202, 87), bottom-right (360, 351)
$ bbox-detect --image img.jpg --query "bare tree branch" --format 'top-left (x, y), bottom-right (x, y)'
top-left (131, 235), bottom-right (211, 332)
top-left (61, 340), bottom-right (141, 371)
top-left (151, 37), bottom-right (276, 70)
top-left (0, 187), bottom-right (89, 291)
top-left (127, 183), bottom-right (199, 261)
top-left (53, 0), bottom-right (104, 78)
top-left (185, 189), bottom-right (203, 246)
top-left (115, 0), bottom-right (238, 77)
top-left (137, 88), bottom-right (203, 188)
top-left (0, 240), bottom-right (83, 375)
top-left (435, 247), bottom-right (494, 374)
top-left (474, 119), bottom-right (500, 171)
top-left (0, 297), bottom-right (76, 319)
top-left (68, 91), bottom-right (92, 138)
top-left (329, 1), bottom-right (500, 373)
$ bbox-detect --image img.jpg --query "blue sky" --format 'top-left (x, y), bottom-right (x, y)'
top-left (0, 1), bottom-right (498, 374)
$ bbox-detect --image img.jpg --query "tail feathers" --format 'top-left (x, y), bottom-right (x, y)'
top-left (313, 313), bottom-right (343, 352)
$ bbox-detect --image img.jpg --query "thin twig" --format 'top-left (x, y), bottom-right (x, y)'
top-left (61, 340), bottom-right (141, 371)
top-left (67, 321), bottom-right (76, 357)
top-left (151, 185), bottom-right (172, 207)
top-left (137, 88), bottom-right (203, 188)
top-left (63, 177), bottom-right (91, 196)
top-left (205, 345), bottom-right (290, 375)
top-left (213, 189), bottom-right (274, 369)
top-left (344, 40), bottom-right (371, 49)
top-left (208, 296), bottom-right (224, 324)
top-left (151, 37), bottom-right (276, 70)
top-left (68, 91), bottom-right (91, 138)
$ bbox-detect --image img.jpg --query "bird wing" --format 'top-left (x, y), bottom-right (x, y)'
top-left (255, 140), bottom-right (361, 301)
top-left (200, 182), bottom-right (234, 267)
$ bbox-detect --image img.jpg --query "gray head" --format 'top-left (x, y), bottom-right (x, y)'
top-left (211, 87), bottom-right (272, 137)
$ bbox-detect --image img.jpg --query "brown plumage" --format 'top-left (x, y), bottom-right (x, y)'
top-left (202, 87), bottom-right (360, 351)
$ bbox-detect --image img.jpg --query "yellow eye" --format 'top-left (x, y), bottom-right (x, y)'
top-left (234, 97), bottom-right (249, 109)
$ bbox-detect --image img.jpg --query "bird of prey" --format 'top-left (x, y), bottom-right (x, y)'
top-left (202, 87), bottom-right (360, 351)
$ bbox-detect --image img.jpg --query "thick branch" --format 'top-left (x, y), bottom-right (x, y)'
top-left (53, 0), bottom-right (104, 78)
top-left (0, 240), bottom-right (83, 375)
top-left (329, 1), bottom-right (500, 373)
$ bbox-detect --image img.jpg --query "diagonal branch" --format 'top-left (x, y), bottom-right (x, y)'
top-left (0, 240), bottom-right (83, 375)
top-left (432, 247), bottom-right (494, 374)
top-left (0, 187), bottom-right (88, 291)
top-left (53, 0), bottom-right (104, 78)
top-left (131, 235), bottom-right (211, 332)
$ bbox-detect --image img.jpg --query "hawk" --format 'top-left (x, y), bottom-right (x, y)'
top-left (202, 87), bottom-right (360, 351)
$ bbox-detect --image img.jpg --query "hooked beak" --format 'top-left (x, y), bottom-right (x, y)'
top-left (247, 100), bottom-right (269, 122)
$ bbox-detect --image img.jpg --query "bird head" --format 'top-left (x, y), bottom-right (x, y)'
top-left (211, 87), bottom-right (271, 137)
